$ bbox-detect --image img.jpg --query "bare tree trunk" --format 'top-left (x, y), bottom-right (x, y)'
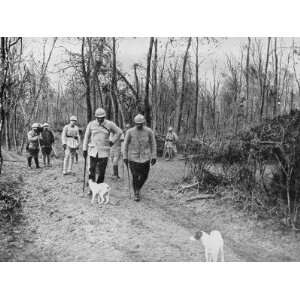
top-left (290, 89), bottom-right (294, 112)
top-left (144, 37), bottom-right (154, 127)
top-left (260, 37), bottom-right (271, 122)
top-left (152, 38), bottom-right (158, 133)
top-left (246, 37), bottom-right (251, 122)
top-left (193, 37), bottom-right (199, 137)
top-left (111, 37), bottom-right (119, 124)
top-left (5, 111), bottom-right (11, 150)
top-left (133, 64), bottom-right (140, 102)
top-left (81, 37), bottom-right (92, 122)
top-left (292, 39), bottom-right (300, 97)
top-left (13, 103), bottom-right (18, 150)
top-left (273, 37), bottom-right (278, 117)
top-left (174, 37), bottom-right (192, 134)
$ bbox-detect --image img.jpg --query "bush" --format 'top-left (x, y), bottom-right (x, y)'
top-left (183, 110), bottom-right (300, 229)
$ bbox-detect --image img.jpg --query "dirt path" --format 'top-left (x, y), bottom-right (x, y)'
top-left (1, 155), bottom-right (300, 261)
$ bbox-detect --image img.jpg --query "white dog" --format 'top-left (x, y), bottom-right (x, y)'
top-left (190, 230), bottom-right (224, 262)
top-left (88, 179), bottom-right (111, 205)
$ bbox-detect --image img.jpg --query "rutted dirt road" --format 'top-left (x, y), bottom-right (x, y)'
top-left (1, 155), bottom-right (300, 261)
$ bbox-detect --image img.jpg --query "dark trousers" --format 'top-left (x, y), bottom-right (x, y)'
top-left (129, 160), bottom-right (150, 192)
top-left (27, 149), bottom-right (39, 168)
top-left (89, 155), bottom-right (108, 183)
top-left (41, 146), bottom-right (52, 165)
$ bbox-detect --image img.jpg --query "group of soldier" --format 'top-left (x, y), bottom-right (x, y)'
top-left (26, 108), bottom-right (178, 202)
top-left (27, 122), bottom-right (55, 169)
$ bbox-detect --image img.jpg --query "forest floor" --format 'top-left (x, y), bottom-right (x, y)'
top-left (1, 152), bottom-right (300, 261)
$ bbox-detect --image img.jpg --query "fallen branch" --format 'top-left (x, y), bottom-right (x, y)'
top-left (256, 140), bottom-right (281, 145)
top-left (185, 194), bottom-right (215, 202)
top-left (177, 182), bottom-right (199, 193)
top-left (3, 159), bottom-right (25, 163)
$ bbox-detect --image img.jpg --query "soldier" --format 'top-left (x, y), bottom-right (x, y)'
top-left (27, 123), bottom-right (42, 169)
top-left (62, 115), bottom-right (80, 175)
top-left (123, 114), bottom-right (157, 201)
top-left (110, 123), bottom-right (131, 179)
top-left (83, 108), bottom-right (122, 185)
top-left (164, 126), bottom-right (178, 160)
top-left (40, 123), bottom-right (55, 167)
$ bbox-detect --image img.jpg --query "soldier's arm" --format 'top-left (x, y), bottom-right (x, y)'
top-left (149, 129), bottom-right (157, 159)
top-left (110, 122), bottom-right (122, 144)
top-left (173, 132), bottom-right (179, 142)
top-left (123, 131), bottom-right (131, 160)
top-left (28, 132), bottom-right (38, 142)
top-left (61, 126), bottom-right (68, 145)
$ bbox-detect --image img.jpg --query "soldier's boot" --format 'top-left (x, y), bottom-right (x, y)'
top-left (27, 157), bottom-right (32, 169)
top-left (34, 157), bottom-right (40, 169)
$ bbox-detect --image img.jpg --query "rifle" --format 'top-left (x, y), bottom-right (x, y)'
top-left (83, 155), bottom-right (87, 192)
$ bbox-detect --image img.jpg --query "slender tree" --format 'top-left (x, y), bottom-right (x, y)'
top-left (144, 37), bottom-right (154, 126)
top-left (174, 37), bottom-right (192, 134)
top-left (193, 37), bottom-right (199, 137)
top-left (260, 37), bottom-right (271, 121)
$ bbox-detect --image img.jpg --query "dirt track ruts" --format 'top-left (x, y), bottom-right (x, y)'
top-left (1, 156), bottom-right (300, 261)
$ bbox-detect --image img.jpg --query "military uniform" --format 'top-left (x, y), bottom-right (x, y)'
top-left (83, 119), bottom-right (122, 183)
top-left (40, 124), bottom-right (55, 166)
top-left (27, 129), bottom-right (41, 168)
top-left (123, 115), bottom-right (157, 201)
top-left (62, 123), bottom-right (80, 174)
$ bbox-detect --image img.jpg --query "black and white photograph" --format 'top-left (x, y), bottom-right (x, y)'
top-left (1, 1), bottom-right (300, 299)
top-left (1, 36), bottom-right (300, 262)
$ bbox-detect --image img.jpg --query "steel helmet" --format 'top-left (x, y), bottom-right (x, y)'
top-left (70, 115), bottom-right (77, 121)
top-left (31, 123), bottom-right (39, 129)
top-left (95, 108), bottom-right (106, 118)
top-left (42, 122), bottom-right (50, 128)
top-left (168, 126), bottom-right (173, 131)
top-left (134, 114), bottom-right (145, 124)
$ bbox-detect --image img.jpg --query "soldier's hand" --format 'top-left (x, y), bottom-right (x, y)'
top-left (124, 159), bottom-right (128, 166)
top-left (83, 150), bottom-right (88, 159)
top-left (109, 141), bottom-right (114, 147)
top-left (151, 158), bottom-right (157, 166)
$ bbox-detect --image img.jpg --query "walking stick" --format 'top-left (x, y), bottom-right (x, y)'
top-left (122, 155), bottom-right (125, 179)
top-left (83, 156), bottom-right (87, 192)
top-left (51, 145), bottom-right (58, 159)
top-left (126, 162), bottom-right (132, 200)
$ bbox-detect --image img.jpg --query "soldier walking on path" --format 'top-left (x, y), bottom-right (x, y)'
top-left (26, 123), bottom-right (42, 169)
top-left (110, 123), bottom-right (131, 179)
top-left (40, 122), bottom-right (55, 167)
top-left (62, 115), bottom-right (81, 175)
top-left (164, 126), bottom-right (178, 160)
top-left (123, 114), bottom-right (157, 202)
top-left (83, 108), bottom-right (122, 187)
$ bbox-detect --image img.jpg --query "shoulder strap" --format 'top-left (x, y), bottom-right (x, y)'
top-left (100, 121), bottom-right (111, 134)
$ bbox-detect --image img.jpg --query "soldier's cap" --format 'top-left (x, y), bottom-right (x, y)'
top-left (134, 114), bottom-right (145, 124)
top-left (70, 115), bottom-right (77, 121)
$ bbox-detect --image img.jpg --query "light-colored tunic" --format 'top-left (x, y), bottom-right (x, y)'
top-left (123, 126), bottom-right (157, 163)
top-left (83, 119), bottom-right (122, 158)
top-left (61, 124), bottom-right (80, 149)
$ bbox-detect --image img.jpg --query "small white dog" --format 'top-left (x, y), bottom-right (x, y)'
top-left (88, 179), bottom-right (111, 205)
top-left (190, 230), bottom-right (224, 262)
